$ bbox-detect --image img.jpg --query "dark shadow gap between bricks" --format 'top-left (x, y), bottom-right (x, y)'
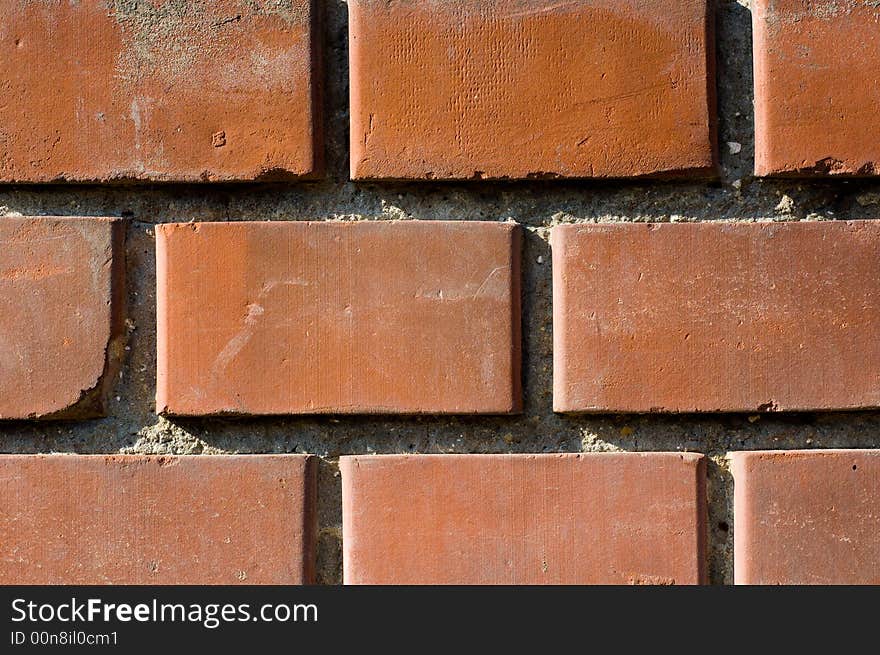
top-left (715, 0), bottom-right (755, 183)
top-left (705, 457), bottom-right (734, 585)
top-left (8, 181), bottom-right (880, 226)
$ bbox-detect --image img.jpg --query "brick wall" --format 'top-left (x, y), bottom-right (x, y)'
top-left (2, 0), bottom-right (880, 585)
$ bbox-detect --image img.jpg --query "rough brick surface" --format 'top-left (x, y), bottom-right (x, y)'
top-left (0, 455), bottom-right (316, 585)
top-left (0, 217), bottom-right (125, 420)
top-left (0, 0), bottom-right (320, 182)
top-left (732, 450), bottom-right (880, 585)
top-left (349, 0), bottom-right (715, 180)
top-left (341, 453), bottom-right (706, 584)
top-left (753, 0), bottom-right (880, 176)
top-left (552, 221), bottom-right (880, 413)
top-left (157, 221), bottom-right (521, 415)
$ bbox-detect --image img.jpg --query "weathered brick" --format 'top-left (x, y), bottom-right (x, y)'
top-left (754, 0), bottom-right (880, 176)
top-left (156, 221), bottom-right (522, 415)
top-left (732, 449), bottom-right (880, 584)
top-left (0, 455), bottom-right (316, 584)
top-left (341, 453), bottom-right (706, 584)
top-left (552, 221), bottom-right (880, 413)
top-left (0, 0), bottom-right (320, 182)
top-left (349, 0), bottom-right (715, 180)
top-left (0, 217), bottom-right (125, 420)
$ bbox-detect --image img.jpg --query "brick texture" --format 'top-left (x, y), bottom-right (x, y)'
top-left (552, 221), bottom-right (880, 413)
top-left (0, 0), bottom-right (320, 182)
top-left (0, 455), bottom-right (316, 585)
top-left (753, 0), bottom-right (880, 176)
top-left (341, 453), bottom-right (706, 584)
top-left (0, 217), bottom-right (125, 420)
top-left (732, 450), bottom-right (880, 585)
top-left (156, 221), bottom-right (522, 416)
top-left (349, 0), bottom-right (715, 180)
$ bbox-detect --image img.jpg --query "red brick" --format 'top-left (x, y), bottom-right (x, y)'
top-left (341, 453), bottom-right (706, 584)
top-left (156, 221), bottom-right (521, 415)
top-left (349, 0), bottom-right (715, 180)
top-left (0, 0), bottom-right (320, 182)
top-left (732, 450), bottom-right (880, 584)
top-left (0, 217), bottom-right (125, 420)
top-left (552, 221), bottom-right (880, 413)
top-left (754, 0), bottom-right (880, 176)
top-left (0, 455), bottom-right (316, 585)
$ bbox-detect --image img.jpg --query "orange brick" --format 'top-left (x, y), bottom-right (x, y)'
top-left (156, 221), bottom-right (522, 415)
top-left (0, 455), bottom-right (316, 585)
top-left (754, 0), bottom-right (880, 176)
top-left (0, 217), bottom-right (125, 420)
top-left (732, 450), bottom-right (880, 584)
top-left (552, 221), bottom-right (880, 413)
top-left (0, 0), bottom-right (320, 182)
top-left (341, 453), bottom-right (707, 584)
top-left (349, 0), bottom-right (716, 180)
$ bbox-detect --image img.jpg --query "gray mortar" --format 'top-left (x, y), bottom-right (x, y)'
top-left (3, 0), bottom-right (880, 585)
